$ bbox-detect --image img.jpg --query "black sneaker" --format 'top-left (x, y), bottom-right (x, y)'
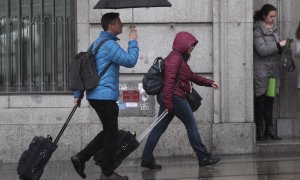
top-left (199, 156), bottom-right (220, 167)
top-left (71, 155), bottom-right (86, 179)
top-left (141, 160), bottom-right (162, 169)
top-left (100, 172), bottom-right (128, 180)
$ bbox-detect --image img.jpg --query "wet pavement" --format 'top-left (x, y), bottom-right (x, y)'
top-left (1, 152), bottom-right (300, 180)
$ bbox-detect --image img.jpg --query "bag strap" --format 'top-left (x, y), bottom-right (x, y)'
top-left (90, 38), bottom-right (113, 79)
top-left (175, 61), bottom-right (190, 94)
top-left (177, 81), bottom-right (193, 94)
top-left (95, 39), bottom-right (112, 80)
top-left (91, 38), bottom-right (110, 54)
top-left (98, 62), bottom-right (112, 79)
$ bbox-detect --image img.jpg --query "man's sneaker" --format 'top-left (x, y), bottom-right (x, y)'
top-left (141, 160), bottom-right (162, 169)
top-left (199, 156), bottom-right (220, 167)
top-left (71, 155), bottom-right (86, 179)
top-left (100, 172), bottom-right (128, 180)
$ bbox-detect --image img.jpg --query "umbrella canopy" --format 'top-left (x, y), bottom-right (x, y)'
top-left (93, 0), bottom-right (172, 9)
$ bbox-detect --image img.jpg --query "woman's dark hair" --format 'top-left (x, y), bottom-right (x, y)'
top-left (296, 22), bottom-right (300, 40)
top-left (182, 52), bottom-right (191, 61)
top-left (254, 4), bottom-right (277, 22)
top-left (101, 12), bottom-right (120, 31)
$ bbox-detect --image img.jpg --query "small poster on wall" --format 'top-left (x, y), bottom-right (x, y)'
top-left (118, 81), bottom-right (154, 117)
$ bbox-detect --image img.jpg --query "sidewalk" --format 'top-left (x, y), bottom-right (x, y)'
top-left (1, 152), bottom-right (300, 180)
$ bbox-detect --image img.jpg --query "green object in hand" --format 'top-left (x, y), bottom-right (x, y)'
top-left (266, 77), bottom-right (276, 97)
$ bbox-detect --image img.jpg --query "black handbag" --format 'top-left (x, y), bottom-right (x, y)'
top-left (186, 86), bottom-right (203, 112)
top-left (280, 38), bottom-right (295, 72)
top-left (178, 81), bottom-right (203, 112)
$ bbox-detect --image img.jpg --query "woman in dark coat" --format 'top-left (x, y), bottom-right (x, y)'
top-left (253, 4), bottom-right (286, 141)
top-left (295, 22), bottom-right (300, 54)
top-left (141, 31), bottom-right (220, 169)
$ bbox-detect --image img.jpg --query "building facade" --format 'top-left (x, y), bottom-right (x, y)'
top-left (0, 0), bottom-right (299, 163)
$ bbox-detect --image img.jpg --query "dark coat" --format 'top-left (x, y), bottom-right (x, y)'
top-left (253, 21), bottom-right (281, 97)
top-left (163, 32), bottom-right (214, 110)
top-left (296, 40), bottom-right (300, 88)
top-left (296, 40), bottom-right (300, 58)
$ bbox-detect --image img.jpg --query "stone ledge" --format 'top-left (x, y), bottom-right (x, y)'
top-left (256, 138), bottom-right (300, 154)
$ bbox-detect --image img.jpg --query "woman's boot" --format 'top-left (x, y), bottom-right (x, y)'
top-left (264, 96), bottom-right (281, 140)
top-left (265, 127), bottom-right (281, 140)
top-left (255, 95), bottom-right (265, 141)
top-left (256, 126), bottom-right (265, 141)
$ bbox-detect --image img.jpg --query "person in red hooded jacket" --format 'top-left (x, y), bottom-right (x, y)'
top-left (141, 32), bottom-right (220, 169)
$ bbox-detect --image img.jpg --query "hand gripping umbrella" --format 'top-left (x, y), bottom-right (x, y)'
top-left (93, 0), bottom-right (172, 23)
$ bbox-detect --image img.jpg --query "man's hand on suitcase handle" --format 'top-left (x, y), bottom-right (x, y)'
top-left (74, 98), bottom-right (81, 107)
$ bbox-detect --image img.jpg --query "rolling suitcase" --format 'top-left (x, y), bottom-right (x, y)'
top-left (93, 111), bottom-right (168, 169)
top-left (17, 105), bottom-right (78, 180)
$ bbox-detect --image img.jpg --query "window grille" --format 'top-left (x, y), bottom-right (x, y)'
top-left (0, 0), bottom-right (76, 93)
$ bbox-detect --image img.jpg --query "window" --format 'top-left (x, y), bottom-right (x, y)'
top-left (0, 0), bottom-right (76, 93)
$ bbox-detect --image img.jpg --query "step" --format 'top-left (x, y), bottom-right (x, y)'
top-left (256, 138), bottom-right (300, 154)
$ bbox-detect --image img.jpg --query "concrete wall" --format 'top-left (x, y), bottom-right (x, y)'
top-left (211, 0), bottom-right (255, 154)
top-left (0, 0), bottom-right (256, 163)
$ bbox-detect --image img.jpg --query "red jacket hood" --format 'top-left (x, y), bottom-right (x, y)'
top-left (172, 32), bottom-right (198, 54)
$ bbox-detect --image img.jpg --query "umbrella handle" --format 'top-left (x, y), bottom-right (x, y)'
top-left (131, 7), bottom-right (135, 28)
top-left (130, 25), bottom-right (136, 31)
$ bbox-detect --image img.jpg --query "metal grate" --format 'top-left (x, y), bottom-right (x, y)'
top-left (0, 0), bottom-right (76, 93)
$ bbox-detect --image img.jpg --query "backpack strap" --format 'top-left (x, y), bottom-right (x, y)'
top-left (98, 62), bottom-right (112, 79)
top-left (93, 38), bottom-right (112, 79)
top-left (92, 38), bottom-right (110, 54)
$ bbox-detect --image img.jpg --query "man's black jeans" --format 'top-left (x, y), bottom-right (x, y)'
top-left (77, 100), bottom-right (119, 177)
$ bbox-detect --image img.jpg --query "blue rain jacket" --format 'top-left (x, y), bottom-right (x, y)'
top-left (74, 31), bottom-right (139, 100)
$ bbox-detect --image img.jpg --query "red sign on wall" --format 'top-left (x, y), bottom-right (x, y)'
top-left (123, 90), bottom-right (140, 102)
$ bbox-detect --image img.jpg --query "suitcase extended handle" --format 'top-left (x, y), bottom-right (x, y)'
top-left (137, 110), bottom-right (168, 142)
top-left (53, 105), bottom-right (78, 145)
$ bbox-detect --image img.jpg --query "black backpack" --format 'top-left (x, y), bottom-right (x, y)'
top-left (142, 57), bottom-right (165, 95)
top-left (69, 39), bottom-right (111, 91)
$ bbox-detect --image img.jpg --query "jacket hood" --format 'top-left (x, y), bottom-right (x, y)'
top-left (172, 32), bottom-right (198, 54)
top-left (254, 21), bottom-right (278, 35)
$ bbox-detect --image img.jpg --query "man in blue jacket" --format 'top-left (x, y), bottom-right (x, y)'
top-left (71, 12), bottom-right (138, 180)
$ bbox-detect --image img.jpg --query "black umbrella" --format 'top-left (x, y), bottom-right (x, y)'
top-left (93, 0), bottom-right (172, 23)
top-left (94, 0), bottom-right (172, 9)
